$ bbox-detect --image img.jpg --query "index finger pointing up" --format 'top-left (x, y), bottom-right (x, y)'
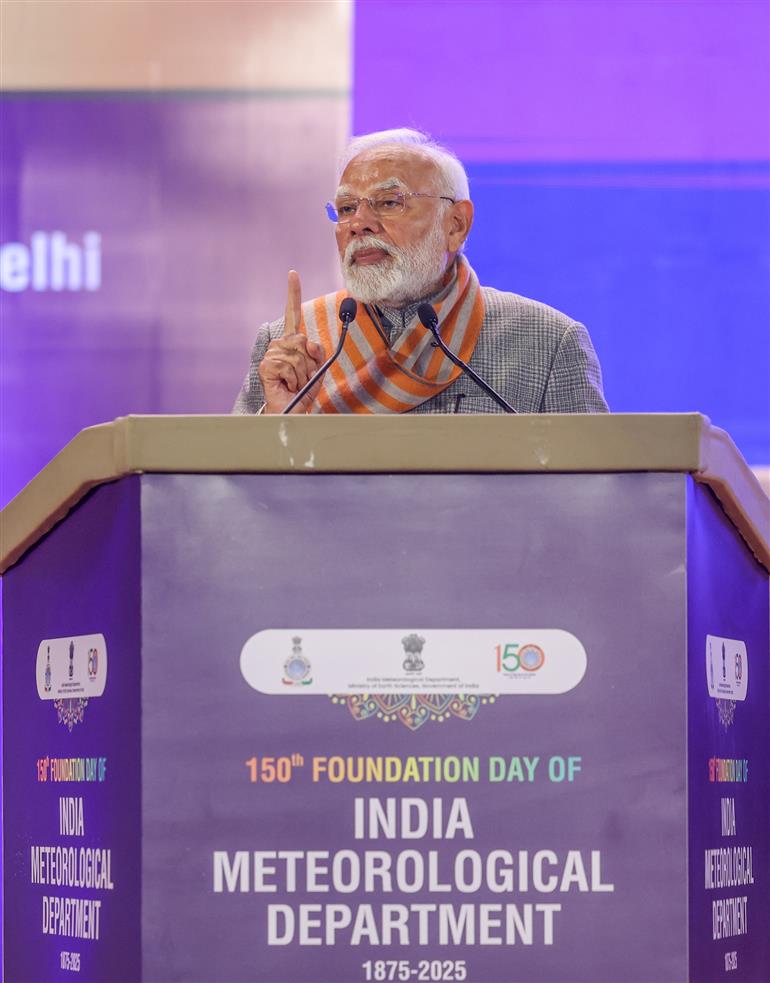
top-left (284, 269), bottom-right (303, 336)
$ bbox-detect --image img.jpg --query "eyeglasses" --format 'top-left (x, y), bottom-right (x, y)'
top-left (325, 191), bottom-right (455, 224)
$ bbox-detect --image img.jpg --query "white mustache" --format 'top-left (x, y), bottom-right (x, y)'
top-left (344, 236), bottom-right (395, 267)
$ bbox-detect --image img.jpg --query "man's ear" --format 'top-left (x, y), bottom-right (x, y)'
top-left (446, 200), bottom-right (474, 253)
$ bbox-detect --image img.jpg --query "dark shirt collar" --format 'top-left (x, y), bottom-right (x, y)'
top-left (374, 262), bottom-right (458, 335)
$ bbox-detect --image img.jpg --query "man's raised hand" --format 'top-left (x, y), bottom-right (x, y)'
top-left (259, 270), bottom-right (326, 414)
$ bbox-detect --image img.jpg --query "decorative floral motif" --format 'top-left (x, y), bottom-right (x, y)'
top-left (331, 693), bottom-right (494, 731)
top-left (716, 698), bottom-right (735, 730)
top-left (53, 697), bottom-right (89, 732)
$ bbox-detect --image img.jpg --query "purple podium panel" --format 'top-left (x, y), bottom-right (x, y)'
top-left (3, 478), bottom-right (142, 982)
top-left (686, 482), bottom-right (770, 981)
top-left (3, 470), bottom-right (768, 982)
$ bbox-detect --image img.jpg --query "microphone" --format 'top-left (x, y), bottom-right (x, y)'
top-left (282, 298), bottom-right (357, 414)
top-left (417, 303), bottom-right (517, 413)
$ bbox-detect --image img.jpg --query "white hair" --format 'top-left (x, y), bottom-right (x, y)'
top-left (339, 128), bottom-right (470, 202)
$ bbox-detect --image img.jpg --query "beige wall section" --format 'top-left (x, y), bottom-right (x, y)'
top-left (1, 0), bottom-right (351, 91)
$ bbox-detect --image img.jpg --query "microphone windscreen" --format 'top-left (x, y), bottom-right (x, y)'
top-left (339, 298), bottom-right (358, 323)
top-left (417, 303), bottom-right (439, 329)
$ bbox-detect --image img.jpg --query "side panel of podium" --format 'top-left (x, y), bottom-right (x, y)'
top-left (687, 480), bottom-right (770, 983)
top-left (2, 478), bottom-right (142, 983)
top-left (138, 471), bottom-right (689, 983)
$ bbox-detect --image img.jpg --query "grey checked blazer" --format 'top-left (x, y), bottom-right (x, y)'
top-left (233, 286), bottom-right (608, 414)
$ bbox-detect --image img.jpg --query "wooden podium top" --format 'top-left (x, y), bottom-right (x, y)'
top-left (2, 413), bottom-right (768, 572)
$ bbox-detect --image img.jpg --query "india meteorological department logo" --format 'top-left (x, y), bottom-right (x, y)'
top-left (239, 628), bottom-right (588, 732)
top-left (36, 634), bottom-right (108, 731)
top-left (282, 637), bottom-right (313, 686)
top-left (402, 633), bottom-right (426, 673)
top-left (496, 642), bottom-right (546, 676)
top-left (705, 635), bottom-right (748, 729)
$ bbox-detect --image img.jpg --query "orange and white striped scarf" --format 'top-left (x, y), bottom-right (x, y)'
top-left (299, 256), bottom-right (484, 414)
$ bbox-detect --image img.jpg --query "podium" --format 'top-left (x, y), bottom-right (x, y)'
top-left (3, 414), bottom-right (768, 983)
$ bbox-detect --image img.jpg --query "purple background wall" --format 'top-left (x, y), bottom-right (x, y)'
top-left (0, 94), bottom-right (344, 508)
top-left (353, 0), bottom-right (770, 464)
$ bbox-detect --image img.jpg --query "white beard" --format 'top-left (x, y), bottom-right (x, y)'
top-left (341, 222), bottom-right (449, 306)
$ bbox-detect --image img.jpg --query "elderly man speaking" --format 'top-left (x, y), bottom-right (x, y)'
top-left (234, 128), bottom-right (608, 416)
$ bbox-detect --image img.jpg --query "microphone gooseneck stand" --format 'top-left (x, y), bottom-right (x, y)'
top-left (417, 303), bottom-right (517, 414)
